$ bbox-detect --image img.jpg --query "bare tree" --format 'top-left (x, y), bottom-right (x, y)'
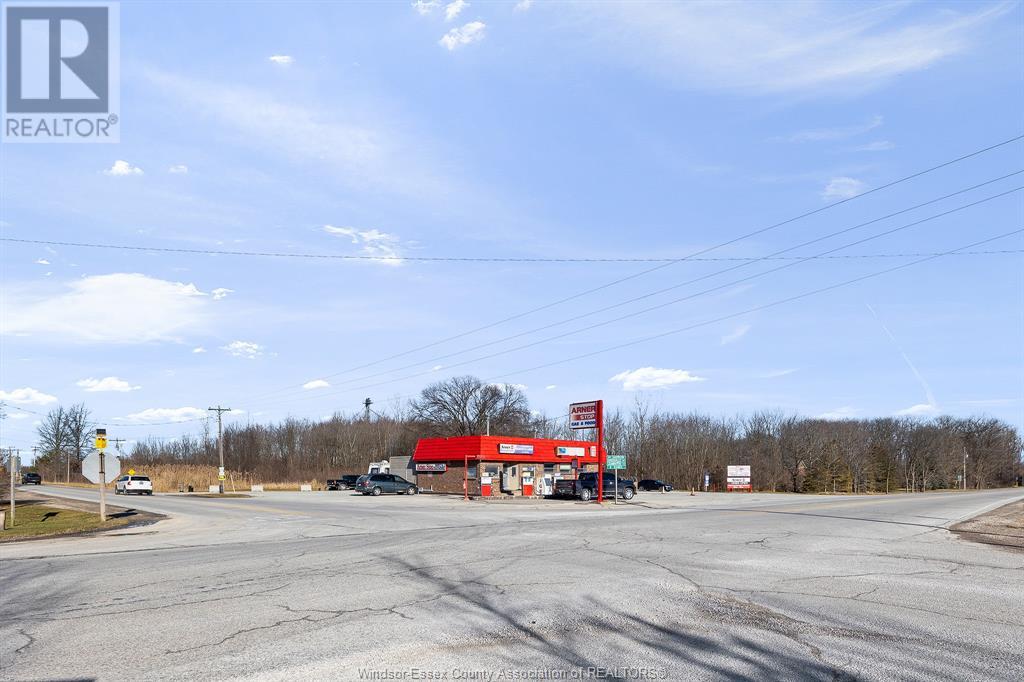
top-left (410, 376), bottom-right (530, 436)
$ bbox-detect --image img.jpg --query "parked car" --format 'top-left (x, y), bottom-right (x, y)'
top-left (326, 474), bottom-right (361, 491)
top-left (554, 472), bottom-right (635, 501)
top-left (638, 479), bottom-right (674, 492)
top-left (21, 472), bottom-right (42, 485)
top-left (115, 475), bottom-right (154, 495)
top-left (354, 473), bottom-right (418, 496)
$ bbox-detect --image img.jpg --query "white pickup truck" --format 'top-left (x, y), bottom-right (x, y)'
top-left (114, 474), bottom-right (154, 495)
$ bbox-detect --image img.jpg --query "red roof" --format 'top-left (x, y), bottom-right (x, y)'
top-left (413, 435), bottom-right (602, 463)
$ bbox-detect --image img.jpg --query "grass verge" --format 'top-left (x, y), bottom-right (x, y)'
top-left (0, 499), bottom-right (135, 541)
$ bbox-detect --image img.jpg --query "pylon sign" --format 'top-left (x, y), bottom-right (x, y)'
top-left (82, 451), bottom-right (120, 484)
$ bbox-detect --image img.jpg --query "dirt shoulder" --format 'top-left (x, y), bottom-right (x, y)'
top-left (0, 489), bottom-right (164, 542)
top-left (950, 499), bottom-right (1024, 552)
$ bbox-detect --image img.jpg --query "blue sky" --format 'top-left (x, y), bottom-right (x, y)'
top-left (2, 0), bottom-right (1023, 453)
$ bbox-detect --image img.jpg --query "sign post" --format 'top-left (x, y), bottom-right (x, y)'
top-left (569, 400), bottom-right (604, 503)
top-left (96, 429), bottom-right (107, 522)
top-left (83, 432), bottom-right (120, 523)
top-left (606, 455), bottom-right (626, 505)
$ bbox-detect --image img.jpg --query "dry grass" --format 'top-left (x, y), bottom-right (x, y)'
top-left (115, 464), bottom-right (324, 492)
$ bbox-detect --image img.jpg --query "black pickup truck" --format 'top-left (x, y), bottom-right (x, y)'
top-left (555, 471), bottom-right (636, 501)
top-left (326, 475), bottom-right (361, 491)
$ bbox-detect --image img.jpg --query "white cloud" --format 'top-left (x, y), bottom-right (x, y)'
top-left (440, 21), bottom-right (486, 51)
top-left (514, 0), bottom-right (533, 11)
top-left (0, 387), bottom-right (57, 405)
top-left (324, 225), bottom-right (403, 264)
top-left (34, 258), bottom-right (50, 265)
top-left (3, 273), bottom-right (211, 344)
top-left (817, 406), bottom-right (861, 420)
top-left (821, 177), bottom-right (865, 200)
top-left (720, 324), bottom-right (751, 345)
top-left (192, 346), bottom-right (207, 354)
top-left (211, 287), bottom-right (233, 300)
top-left (445, 0), bottom-right (468, 21)
top-left (222, 340), bottom-right (263, 359)
top-left (76, 377), bottom-right (140, 393)
top-left (896, 403), bottom-right (939, 417)
top-left (118, 407), bottom-right (207, 423)
top-left (303, 379), bottom-right (330, 390)
top-left (567, 3), bottom-right (1006, 94)
top-left (610, 367), bottom-right (706, 391)
top-left (143, 69), bottom-right (452, 201)
top-left (268, 55), bottom-right (294, 65)
top-left (778, 116), bottom-right (883, 143)
top-left (104, 160), bottom-right (144, 176)
top-left (853, 140), bottom-right (895, 152)
top-left (489, 382), bottom-right (528, 392)
top-left (431, 365), bottom-right (444, 371)
top-left (412, 0), bottom-right (440, 15)
top-left (545, 384), bottom-right (557, 390)
top-left (168, 164), bottom-right (189, 174)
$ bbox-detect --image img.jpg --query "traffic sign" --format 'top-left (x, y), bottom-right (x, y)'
top-left (82, 452), bottom-right (120, 484)
top-left (95, 428), bottom-right (107, 450)
top-left (218, 466), bottom-right (226, 481)
top-left (128, 468), bottom-right (135, 476)
top-left (606, 455), bottom-right (626, 470)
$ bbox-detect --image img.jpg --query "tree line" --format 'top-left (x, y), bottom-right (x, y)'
top-left (26, 376), bottom-right (1023, 492)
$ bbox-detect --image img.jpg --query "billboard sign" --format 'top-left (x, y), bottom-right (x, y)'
top-left (569, 401), bottom-right (599, 429)
top-left (726, 464), bottom-right (751, 492)
top-left (498, 443), bottom-right (534, 455)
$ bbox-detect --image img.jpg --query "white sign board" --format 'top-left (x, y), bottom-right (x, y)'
top-left (82, 452), bottom-right (120, 484)
top-left (727, 465), bottom-right (751, 478)
top-left (556, 446), bottom-right (586, 457)
top-left (569, 401), bottom-right (599, 429)
top-left (498, 443), bottom-right (534, 455)
top-left (727, 477), bottom-right (752, 484)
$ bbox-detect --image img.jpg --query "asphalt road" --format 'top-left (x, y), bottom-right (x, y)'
top-left (2, 486), bottom-right (1022, 681)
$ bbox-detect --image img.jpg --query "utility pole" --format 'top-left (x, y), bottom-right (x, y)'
top-left (963, 447), bottom-right (968, 491)
top-left (8, 448), bottom-right (18, 527)
top-left (208, 406), bottom-right (231, 494)
top-left (363, 398), bottom-right (373, 421)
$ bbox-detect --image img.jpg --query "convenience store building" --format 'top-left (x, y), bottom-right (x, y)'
top-left (412, 435), bottom-right (602, 497)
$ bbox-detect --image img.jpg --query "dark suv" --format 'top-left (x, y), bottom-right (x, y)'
top-left (355, 474), bottom-right (418, 496)
top-left (21, 472), bottom-right (42, 485)
top-left (555, 472), bottom-right (635, 501)
top-left (326, 475), bottom-right (361, 491)
top-left (638, 479), bottom-right (674, 492)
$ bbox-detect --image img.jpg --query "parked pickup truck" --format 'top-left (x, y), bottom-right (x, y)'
top-left (555, 472), bottom-right (636, 501)
top-left (326, 475), bottom-right (361, 491)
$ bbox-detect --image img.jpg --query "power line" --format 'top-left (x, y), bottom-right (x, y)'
top-left (238, 227), bottom-right (1024, 424)
top-left (235, 185), bottom-right (1021, 411)
top-left (0, 238), bottom-right (1019, 264)
top-left (231, 136), bottom-right (1024, 406)
top-left (479, 228), bottom-right (1024, 384)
